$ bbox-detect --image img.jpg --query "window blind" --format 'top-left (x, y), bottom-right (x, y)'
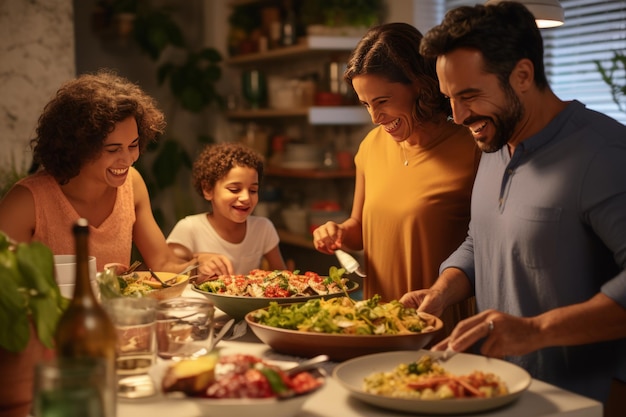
top-left (441, 0), bottom-right (626, 124)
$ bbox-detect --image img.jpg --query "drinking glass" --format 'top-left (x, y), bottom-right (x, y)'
top-left (156, 297), bottom-right (215, 359)
top-left (241, 69), bottom-right (267, 109)
top-left (103, 297), bottom-right (157, 399)
top-left (33, 358), bottom-right (108, 417)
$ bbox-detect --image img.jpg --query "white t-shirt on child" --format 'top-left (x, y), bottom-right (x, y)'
top-left (166, 213), bottom-right (280, 274)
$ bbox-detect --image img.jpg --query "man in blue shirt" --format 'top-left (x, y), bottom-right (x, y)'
top-left (400, 1), bottom-right (626, 409)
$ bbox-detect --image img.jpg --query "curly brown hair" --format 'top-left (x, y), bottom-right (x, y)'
top-left (344, 22), bottom-right (451, 124)
top-left (31, 69), bottom-right (166, 184)
top-left (192, 142), bottom-right (265, 197)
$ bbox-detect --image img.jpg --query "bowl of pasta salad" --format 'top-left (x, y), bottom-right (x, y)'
top-left (333, 350), bottom-right (531, 414)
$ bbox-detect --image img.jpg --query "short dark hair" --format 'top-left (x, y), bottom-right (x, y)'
top-left (32, 69), bottom-right (166, 184)
top-left (344, 22), bottom-right (451, 123)
top-left (192, 142), bottom-right (264, 197)
top-left (420, 1), bottom-right (549, 90)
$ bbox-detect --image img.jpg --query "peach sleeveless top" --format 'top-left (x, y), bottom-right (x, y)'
top-left (18, 171), bottom-right (135, 271)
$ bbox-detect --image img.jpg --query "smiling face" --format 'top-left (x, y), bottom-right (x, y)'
top-left (203, 165), bottom-right (259, 224)
top-left (352, 74), bottom-right (419, 143)
top-left (436, 48), bottom-right (524, 153)
top-left (79, 116), bottom-right (140, 187)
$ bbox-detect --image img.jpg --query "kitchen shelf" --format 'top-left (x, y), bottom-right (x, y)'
top-left (226, 106), bottom-right (370, 125)
top-left (265, 167), bottom-right (355, 179)
top-left (226, 36), bottom-right (362, 65)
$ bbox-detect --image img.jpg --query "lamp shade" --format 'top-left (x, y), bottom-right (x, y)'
top-left (485, 0), bottom-right (564, 28)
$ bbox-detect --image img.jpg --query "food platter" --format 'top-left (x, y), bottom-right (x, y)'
top-left (148, 356), bottom-right (326, 417)
top-left (192, 280), bottom-right (359, 320)
top-left (245, 306), bottom-right (443, 361)
top-left (333, 350), bottom-right (531, 414)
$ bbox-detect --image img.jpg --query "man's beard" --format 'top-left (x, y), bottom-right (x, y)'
top-left (469, 84), bottom-right (524, 153)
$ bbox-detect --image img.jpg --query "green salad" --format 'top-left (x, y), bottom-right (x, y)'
top-left (251, 295), bottom-right (437, 335)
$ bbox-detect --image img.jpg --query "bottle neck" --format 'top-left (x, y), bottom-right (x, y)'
top-left (73, 222), bottom-right (96, 302)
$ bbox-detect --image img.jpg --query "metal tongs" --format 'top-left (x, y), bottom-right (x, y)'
top-left (335, 249), bottom-right (366, 277)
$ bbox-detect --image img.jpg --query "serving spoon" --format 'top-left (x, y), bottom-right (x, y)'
top-left (285, 354), bottom-right (330, 376)
top-left (165, 263), bottom-right (199, 284)
top-left (148, 269), bottom-right (172, 288)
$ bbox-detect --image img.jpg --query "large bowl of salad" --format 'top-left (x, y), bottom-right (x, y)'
top-left (245, 296), bottom-right (444, 361)
top-left (191, 268), bottom-right (359, 320)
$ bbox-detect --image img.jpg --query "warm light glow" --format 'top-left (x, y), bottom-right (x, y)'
top-left (485, 0), bottom-right (565, 28)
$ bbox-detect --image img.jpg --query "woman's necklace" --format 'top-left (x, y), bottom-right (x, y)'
top-left (400, 142), bottom-right (409, 166)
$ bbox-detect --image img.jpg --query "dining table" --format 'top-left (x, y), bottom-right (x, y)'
top-left (117, 288), bottom-right (603, 417)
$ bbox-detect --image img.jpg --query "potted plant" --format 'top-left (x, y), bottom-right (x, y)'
top-left (0, 154), bottom-right (28, 199)
top-left (595, 50), bottom-right (626, 113)
top-left (300, 0), bottom-right (385, 36)
top-left (0, 232), bottom-right (66, 416)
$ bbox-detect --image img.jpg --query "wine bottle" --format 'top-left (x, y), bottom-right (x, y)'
top-left (280, 0), bottom-right (297, 46)
top-left (54, 218), bottom-right (117, 417)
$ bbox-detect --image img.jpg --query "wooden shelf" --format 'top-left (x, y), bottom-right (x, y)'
top-left (226, 36), bottom-right (361, 65)
top-left (226, 106), bottom-right (370, 125)
top-left (265, 167), bottom-right (355, 179)
top-left (226, 108), bottom-right (308, 118)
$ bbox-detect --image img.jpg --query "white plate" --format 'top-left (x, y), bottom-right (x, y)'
top-left (333, 350), bottom-right (531, 415)
top-left (148, 359), bottom-right (325, 417)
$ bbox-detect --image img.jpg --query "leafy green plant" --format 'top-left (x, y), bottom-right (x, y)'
top-left (133, 7), bottom-right (184, 60)
top-left (0, 155), bottom-right (28, 199)
top-left (300, 0), bottom-right (385, 28)
top-left (0, 233), bottom-right (66, 353)
top-left (595, 50), bottom-right (626, 113)
top-left (157, 48), bottom-right (224, 112)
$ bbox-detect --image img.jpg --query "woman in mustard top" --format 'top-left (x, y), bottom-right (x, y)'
top-left (312, 23), bottom-right (481, 335)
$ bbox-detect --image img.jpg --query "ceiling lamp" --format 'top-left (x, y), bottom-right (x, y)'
top-left (485, 0), bottom-right (565, 28)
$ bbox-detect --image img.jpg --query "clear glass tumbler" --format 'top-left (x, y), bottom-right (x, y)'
top-left (156, 297), bottom-right (215, 359)
top-left (33, 358), bottom-right (108, 417)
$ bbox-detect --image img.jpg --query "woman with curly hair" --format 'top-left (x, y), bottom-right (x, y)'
top-left (0, 69), bottom-right (194, 273)
top-left (167, 142), bottom-right (286, 278)
top-left (312, 23), bottom-right (481, 335)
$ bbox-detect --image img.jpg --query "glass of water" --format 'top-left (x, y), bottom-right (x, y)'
top-left (33, 358), bottom-right (108, 417)
top-left (103, 297), bottom-right (157, 399)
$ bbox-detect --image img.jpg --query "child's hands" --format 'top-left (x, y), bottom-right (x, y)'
top-left (196, 253), bottom-right (234, 278)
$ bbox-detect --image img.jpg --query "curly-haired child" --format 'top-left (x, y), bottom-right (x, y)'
top-left (167, 142), bottom-right (286, 278)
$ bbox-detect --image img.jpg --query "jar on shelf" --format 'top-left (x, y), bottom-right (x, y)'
top-left (240, 123), bottom-right (269, 158)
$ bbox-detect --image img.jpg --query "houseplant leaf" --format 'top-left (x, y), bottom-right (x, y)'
top-left (0, 233), bottom-right (65, 352)
top-left (0, 249), bottom-right (30, 352)
top-left (152, 139), bottom-right (186, 189)
top-left (15, 242), bottom-right (65, 349)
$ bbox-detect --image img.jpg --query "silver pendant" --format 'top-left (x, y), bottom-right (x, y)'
top-left (404, 160), bottom-right (408, 166)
